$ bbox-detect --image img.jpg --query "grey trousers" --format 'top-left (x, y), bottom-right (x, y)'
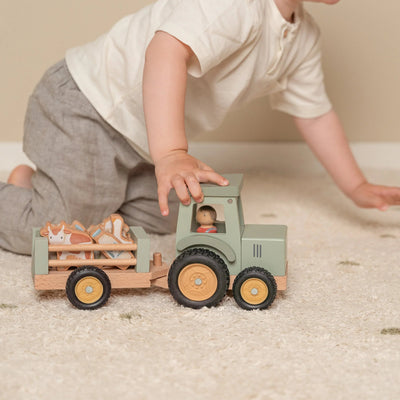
top-left (0, 60), bottom-right (178, 255)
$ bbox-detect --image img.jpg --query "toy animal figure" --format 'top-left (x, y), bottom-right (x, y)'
top-left (99, 214), bottom-right (132, 244)
top-left (40, 221), bottom-right (94, 261)
top-left (88, 214), bottom-right (135, 263)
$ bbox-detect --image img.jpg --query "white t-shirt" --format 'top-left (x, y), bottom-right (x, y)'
top-left (66, 0), bottom-right (332, 162)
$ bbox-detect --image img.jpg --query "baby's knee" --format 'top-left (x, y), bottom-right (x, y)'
top-left (0, 184), bottom-right (35, 254)
top-left (0, 223), bottom-right (35, 255)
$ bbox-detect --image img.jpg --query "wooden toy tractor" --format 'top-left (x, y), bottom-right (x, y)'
top-left (32, 174), bottom-right (287, 310)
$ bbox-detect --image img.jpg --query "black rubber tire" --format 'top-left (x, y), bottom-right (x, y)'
top-left (66, 266), bottom-right (111, 310)
top-left (233, 267), bottom-right (277, 310)
top-left (168, 248), bottom-right (230, 309)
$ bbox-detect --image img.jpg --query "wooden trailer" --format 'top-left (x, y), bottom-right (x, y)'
top-left (32, 226), bottom-right (170, 310)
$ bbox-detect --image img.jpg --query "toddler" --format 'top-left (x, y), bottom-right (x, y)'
top-left (2, 0), bottom-right (400, 255)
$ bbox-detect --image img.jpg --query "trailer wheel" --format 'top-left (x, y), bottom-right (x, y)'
top-left (66, 266), bottom-right (111, 310)
top-left (168, 248), bottom-right (229, 309)
top-left (233, 267), bottom-right (277, 310)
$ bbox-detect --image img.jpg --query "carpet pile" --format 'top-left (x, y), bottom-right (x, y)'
top-left (0, 169), bottom-right (399, 400)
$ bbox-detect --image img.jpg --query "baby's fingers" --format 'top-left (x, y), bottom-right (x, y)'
top-left (383, 187), bottom-right (400, 206)
top-left (157, 182), bottom-right (171, 216)
top-left (369, 185), bottom-right (400, 209)
top-left (196, 170), bottom-right (229, 186)
top-left (158, 177), bottom-right (191, 215)
top-left (184, 174), bottom-right (204, 203)
top-left (171, 175), bottom-right (192, 206)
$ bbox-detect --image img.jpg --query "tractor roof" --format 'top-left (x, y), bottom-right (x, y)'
top-left (200, 174), bottom-right (243, 197)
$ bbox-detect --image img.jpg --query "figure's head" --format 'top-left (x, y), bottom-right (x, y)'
top-left (196, 206), bottom-right (217, 226)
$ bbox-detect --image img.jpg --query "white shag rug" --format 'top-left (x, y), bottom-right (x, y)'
top-left (0, 169), bottom-right (399, 400)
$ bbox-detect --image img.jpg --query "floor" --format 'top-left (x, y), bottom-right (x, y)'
top-left (0, 168), bottom-right (399, 400)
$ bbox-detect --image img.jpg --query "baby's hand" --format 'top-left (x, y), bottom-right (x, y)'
top-left (349, 182), bottom-right (400, 211)
top-left (154, 150), bottom-right (229, 216)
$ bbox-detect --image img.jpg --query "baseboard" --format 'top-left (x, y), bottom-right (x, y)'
top-left (191, 142), bottom-right (400, 174)
top-left (0, 141), bottom-right (399, 173)
top-left (0, 143), bottom-right (31, 171)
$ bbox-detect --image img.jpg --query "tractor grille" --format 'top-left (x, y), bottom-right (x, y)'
top-left (253, 243), bottom-right (262, 258)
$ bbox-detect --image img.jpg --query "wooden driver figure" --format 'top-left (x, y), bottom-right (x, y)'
top-left (196, 205), bottom-right (217, 233)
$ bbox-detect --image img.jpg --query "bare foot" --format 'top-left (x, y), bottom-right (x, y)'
top-left (7, 164), bottom-right (35, 189)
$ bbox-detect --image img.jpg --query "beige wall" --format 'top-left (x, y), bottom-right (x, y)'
top-left (1, 0), bottom-right (399, 143)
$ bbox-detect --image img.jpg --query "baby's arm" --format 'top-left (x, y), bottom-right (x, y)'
top-left (294, 109), bottom-right (400, 210)
top-left (143, 31), bottom-right (228, 216)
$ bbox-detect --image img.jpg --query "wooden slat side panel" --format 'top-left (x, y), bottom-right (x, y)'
top-left (48, 243), bottom-right (137, 252)
top-left (48, 258), bottom-right (137, 268)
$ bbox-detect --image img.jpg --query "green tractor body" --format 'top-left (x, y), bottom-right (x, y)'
top-left (170, 174), bottom-right (287, 310)
top-left (175, 174), bottom-right (287, 277)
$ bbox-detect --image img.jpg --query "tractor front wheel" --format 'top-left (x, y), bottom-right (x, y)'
top-left (233, 267), bottom-right (277, 310)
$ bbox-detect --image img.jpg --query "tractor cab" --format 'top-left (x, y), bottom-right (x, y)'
top-left (175, 174), bottom-right (244, 275)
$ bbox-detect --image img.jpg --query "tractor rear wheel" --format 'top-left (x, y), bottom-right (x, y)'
top-left (168, 248), bottom-right (229, 309)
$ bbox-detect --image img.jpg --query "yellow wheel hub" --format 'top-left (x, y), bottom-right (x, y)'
top-left (178, 263), bottom-right (218, 302)
top-left (240, 278), bottom-right (268, 305)
top-left (75, 276), bottom-right (104, 304)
